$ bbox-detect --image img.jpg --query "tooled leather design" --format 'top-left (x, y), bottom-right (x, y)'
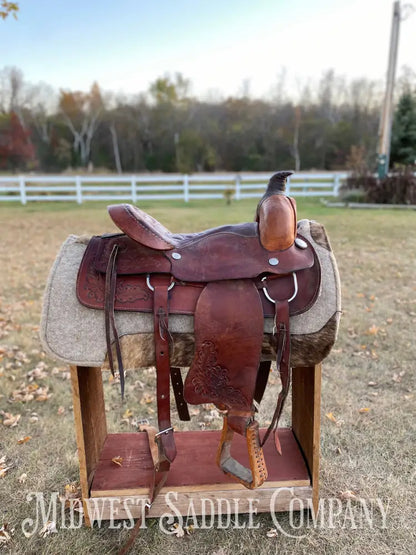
top-left (83, 265), bottom-right (150, 304)
top-left (100, 239), bottom-right (148, 267)
top-left (189, 340), bottom-right (249, 409)
top-left (115, 279), bottom-right (151, 303)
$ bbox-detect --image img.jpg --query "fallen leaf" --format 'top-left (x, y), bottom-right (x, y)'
top-left (64, 483), bottom-right (80, 496)
top-left (169, 522), bottom-right (185, 537)
top-left (358, 408), bottom-right (370, 414)
top-left (368, 381), bottom-right (377, 387)
top-left (392, 371), bottom-right (406, 383)
top-left (366, 325), bottom-right (379, 336)
top-left (111, 456), bottom-right (123, 467)
top-left (267, 528), bottom-right (279, 537)
top-left (123, 408), bottom-right (133, 419)
top-left (0, 456), bottom-right (12, 478)
top-left (0, 523), bottom-right (13, 545)
top-left (325, 412), bottom-right (337, 423)
top-left (17, 436), bottom-right (32, 444)
top-left (141, 393), bottom-right (154, 404)
top-left (18, 473), bottom-right (27, 484)
top-left (38, 520), bottom-right (57, 537)
top-left (1, 412), bottom-right (21, 427)
top-left (339, 490), bottom-right (358, 501)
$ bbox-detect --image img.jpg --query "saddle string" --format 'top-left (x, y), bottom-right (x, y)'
top-left (104, 244), bottom-right (125, 398)
top-left (260, 299), bottom-right (291, 451)
top-left (118, 425), bottom-right (168, 555)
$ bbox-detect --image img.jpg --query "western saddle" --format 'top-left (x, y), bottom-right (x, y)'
top-left (76, 170), bottom-right (321, 490)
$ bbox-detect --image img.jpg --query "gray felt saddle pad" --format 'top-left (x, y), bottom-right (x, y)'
top-left (40, 219), bottom-right (341, 369)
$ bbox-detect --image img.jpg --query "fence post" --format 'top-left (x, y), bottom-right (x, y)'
top-left (131, 176), bottom-right (137, 203)
top-left (235, 174), bottom-right (241, 200)
top-left (333, 174), bottom-right (341, 197)
top-left (19, 176), bottom-right (27, 205)
top-left (183, 174), bottom-right (189, 202)
top-left (286, 175), bottom-right (291, 196)
top-left (75, 176), bottom-right (82, 204)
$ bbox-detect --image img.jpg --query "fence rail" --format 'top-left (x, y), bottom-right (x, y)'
top-left (0, 172), bottom-right (348, 204)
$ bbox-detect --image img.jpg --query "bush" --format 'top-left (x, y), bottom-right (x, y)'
top-left (365, 167), bottom-right (416, 204)
top-left (342, 159), bottom-right (416, 205)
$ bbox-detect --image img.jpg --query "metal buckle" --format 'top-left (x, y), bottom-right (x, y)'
top-left (261, 272), bottom-right (298, 304)
top-left (155, 426), bottom-right (173, 438)
top-left (146, 275), bottom-right (175, 292)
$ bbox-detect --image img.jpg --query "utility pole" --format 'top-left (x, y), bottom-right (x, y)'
top-left (377, 1), bottom-right (401, 179)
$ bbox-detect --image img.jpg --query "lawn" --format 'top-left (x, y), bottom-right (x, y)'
top-left (0, 198), bottom-right (415, 554)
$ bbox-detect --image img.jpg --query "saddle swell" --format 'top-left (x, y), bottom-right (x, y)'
top-left (76, 170), bottom-right (323, 490)
top-left (108, 203), bottom-right (177, 250)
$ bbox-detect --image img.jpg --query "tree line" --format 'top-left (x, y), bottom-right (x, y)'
top-left (0, 66), bottom-right (415, 174)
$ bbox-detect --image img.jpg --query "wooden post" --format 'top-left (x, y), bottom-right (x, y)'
top-left (291, 364), bottom-right (321, 513)
top-left (70, 366), bottom-right (107, 526)
top-left (183, 174), bottom-right (189, 202)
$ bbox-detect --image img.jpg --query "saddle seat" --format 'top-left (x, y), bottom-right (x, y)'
top-left (107, 203), bottom-right (250, 251)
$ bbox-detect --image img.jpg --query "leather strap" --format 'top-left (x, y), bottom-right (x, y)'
top-left (104, 244), bottom-right (125, 397)
top-left (153, 277), bottom-right (176, 464)
top-left (254, 360), bottom-right (272, 405)
top-left (170, 367), bottom-right (190, 421)
top-left (261, 300), bottom-right (291, 452)
top-left (118, 425), bottom-right (169, 555)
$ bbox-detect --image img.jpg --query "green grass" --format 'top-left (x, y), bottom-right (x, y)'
top-left (0, 198), bottom-right (415, 554)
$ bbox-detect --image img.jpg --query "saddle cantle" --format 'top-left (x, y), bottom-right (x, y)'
top-left (75, 170), bottom-right (323, 489)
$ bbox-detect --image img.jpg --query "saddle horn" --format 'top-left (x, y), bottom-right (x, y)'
top-left (256, 171), bottom-right (297, 251)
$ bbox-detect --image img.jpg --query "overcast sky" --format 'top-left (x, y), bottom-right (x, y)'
top-left (1, 0), bottom-right (415, 99)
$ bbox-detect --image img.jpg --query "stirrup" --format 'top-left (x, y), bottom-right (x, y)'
top-left (216, 416), bottom-right (267, 489)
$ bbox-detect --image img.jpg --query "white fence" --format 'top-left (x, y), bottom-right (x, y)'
top-left (0, 172), bottom-right (348, 204)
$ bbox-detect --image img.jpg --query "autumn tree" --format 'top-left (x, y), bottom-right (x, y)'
top-left (0, 112), bottom-right (36, 169)
top-left (0, 1), bottom-right (18, 20)
top-left (59, 82), bottom-right (104, 168)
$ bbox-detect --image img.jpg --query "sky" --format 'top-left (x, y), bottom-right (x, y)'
top-left (1, 0), bottom-right (416, 100)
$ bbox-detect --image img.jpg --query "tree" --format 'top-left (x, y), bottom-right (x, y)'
top-left (0, 112), bottom-right (36, 169)
top-left (0, 1), bottom-right (18, 20)
top-left (390, 91), bottom-right (416, 167)
top-left (59, 82), bottom-right (104, 167)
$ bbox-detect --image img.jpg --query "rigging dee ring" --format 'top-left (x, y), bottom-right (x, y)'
top-left (146, 275), bottom-right (175, 292)
top-left (261, 272), bottom-right (298, 304)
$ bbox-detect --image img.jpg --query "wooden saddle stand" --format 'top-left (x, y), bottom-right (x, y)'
top-left (42, 171), bottom-right (340, 552)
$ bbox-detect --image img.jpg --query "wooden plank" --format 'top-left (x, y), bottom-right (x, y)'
top-left (291, 364), bottom-right (322, 513)
top-left (70, 365), bottom-right (108, 525)
top-left (90, 429), bottom-right (310, 497)
top-left (85, 486), bottom-right (314, 520)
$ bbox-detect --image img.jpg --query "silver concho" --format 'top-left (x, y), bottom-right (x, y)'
top-left (295, 237), bottom-right (308, 249)
top-left (268, 257), bottom-right (279, 266)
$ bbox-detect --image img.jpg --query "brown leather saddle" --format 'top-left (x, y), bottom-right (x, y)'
top-left (76, 171), bottom-right (321, 489)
